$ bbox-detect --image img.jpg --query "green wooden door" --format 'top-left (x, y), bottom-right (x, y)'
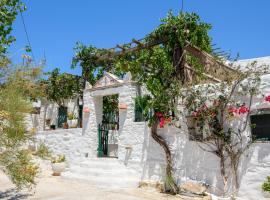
top-left (58, 106), bottom-right (67, 127)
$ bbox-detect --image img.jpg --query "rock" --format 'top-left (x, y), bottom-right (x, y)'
top-left (180, 181), bottom-right (207, 195)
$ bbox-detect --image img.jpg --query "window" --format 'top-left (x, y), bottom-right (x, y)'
top-left (250, 114), bottom-right (270, 141)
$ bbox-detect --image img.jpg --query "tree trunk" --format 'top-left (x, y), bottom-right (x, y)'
top-left (151, 121), bottom-right (179, 194)
top-left (231, 155), bottom-right (240, 196)
top-left (219, 153), bottom-right (228, 194)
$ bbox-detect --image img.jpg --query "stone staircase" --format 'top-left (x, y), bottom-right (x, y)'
top-left (62, 158), bottom-right (141, 188)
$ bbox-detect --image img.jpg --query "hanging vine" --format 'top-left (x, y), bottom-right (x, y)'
top-left (73, 11), bottom-right (214, 194)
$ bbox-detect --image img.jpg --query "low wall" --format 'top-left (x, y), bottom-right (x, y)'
top-left (36, 128), bottom-right (92, 163)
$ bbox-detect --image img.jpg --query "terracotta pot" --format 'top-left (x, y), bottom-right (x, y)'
top-left (62, 122), bottom-right (69, 129)
top-left (262, 191), bottom-right (270, 198)
top-left (83, 107), bottom-right (90, 113)
top-left (118, 103), bottom-right (128, 109)
top-left (51, 162), bottom-right (66, 176)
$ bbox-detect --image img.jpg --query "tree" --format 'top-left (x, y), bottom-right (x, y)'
top-left (41, 68), bottom-right (82, 107)
top-left (0, 61), bottom-right (41, 189)
top-left (0, 0), bottom-right (42, 189)
top-left (0, 0), bottom-right (25, 57)
top-left (73, 11), bottom-right (214, 194)
top-left (183, 62), bottom-right (268, 195)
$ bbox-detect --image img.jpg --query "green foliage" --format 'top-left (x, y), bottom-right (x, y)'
top-left (67, 112), bottom-right (77, 120)
top-left (2, 150), bottom-right (38, 190)
top-left (0, 64), bottom-right (42, 189)
top-left (35, 142), bottom-right (51, 159)
top-left (149, 11), bottom-right (212, 55)
top-left (134, 95), bottom-right (151, 121)
top-left (262, 176), bottom-right (270, 192)
top-left (51, 155), bottom-right (66, 163)
top-left (71, 11), bottom-right (213, 193)
top-left (41, 68), bottom-right (82, 106)
top-left (0, 0), bottom-right (25, 56)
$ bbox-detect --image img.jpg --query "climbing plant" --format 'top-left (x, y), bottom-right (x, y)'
top-left (183, 62), bottom-right (268, 195)
top-left (73, 11), bottom-right (214, 194)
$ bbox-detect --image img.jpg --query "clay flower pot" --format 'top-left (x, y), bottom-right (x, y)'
top-left (118, 103), bottom-right (127, 110)
top-left (51, 162), bottom-right (66, 176)
top-left (67, 119), bottom-right (78, 128)
top-left (83, 107), bottom-right (90, 113)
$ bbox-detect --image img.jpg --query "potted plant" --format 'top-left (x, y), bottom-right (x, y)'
top-left (51, 155), bottom-right (66, 176)
top-left (62, 122), bottom-right (69, 129)
top-left (67, 112), bottom-right (78, 128)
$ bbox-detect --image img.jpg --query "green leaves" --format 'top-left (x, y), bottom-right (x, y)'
top-left (42, 68), bottom-right (82, 106)
top-left (0, 0), bottom-right (25, 56)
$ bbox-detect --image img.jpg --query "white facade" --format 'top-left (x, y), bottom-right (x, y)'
top-left (35, 58), bottom-right (270, 199)
top-left (25, 98), bottom-right (81, 131)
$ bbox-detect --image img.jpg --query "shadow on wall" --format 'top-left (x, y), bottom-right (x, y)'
top-left (141, 125), bottom-right (229, 195)
top-left (141, 121), bottom-right (270, 196)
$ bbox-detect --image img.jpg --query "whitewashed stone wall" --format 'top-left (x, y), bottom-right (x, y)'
top-left (25, 98), bottom-right (80, 131)
top-left (35, 71), bottom-right (270, 199)
top-left (36, 128), bottom-right (90, 163)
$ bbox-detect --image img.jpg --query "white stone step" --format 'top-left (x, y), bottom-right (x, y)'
top-left (69, 165), bottom-right (139, 177)
top-left (62, 171), bottom-right (139, 188)
top-left (61, 158), bottom-right (141, 188)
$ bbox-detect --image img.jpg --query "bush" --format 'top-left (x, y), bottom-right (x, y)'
top-left (35, 142), bottom-right (51, 159)
top-left (262, 176), bottom-right (270, 192)
top-left (51, 155), bottom-right (66, 163)
top-left (4, 150), bottom-right (39, 190)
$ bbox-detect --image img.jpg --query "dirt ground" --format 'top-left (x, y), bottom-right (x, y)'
top-left (0, 163), bottom-right (211, 200)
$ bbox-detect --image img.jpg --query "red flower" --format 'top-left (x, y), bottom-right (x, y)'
top-left (238, 105), bottom-right (249, 114)
top-left (155, 112), bottom-right (163, 118)
top-left (265, 95), bottom-right (270, 103)
top-left (159, 118), bottom-right (165, 128)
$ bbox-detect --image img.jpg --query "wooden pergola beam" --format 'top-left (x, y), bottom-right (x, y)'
top-left (184, 63), bottom-right (222, 83)
top-left (98, 37), bottom-right (166, 61)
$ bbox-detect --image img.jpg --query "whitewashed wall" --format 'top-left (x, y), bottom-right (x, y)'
top-left (35, 71), bottom-right (270, 199)
top-left (36, 128), bottom-right (91, 164)
top-left (25, 98), bottom-right (80, 131)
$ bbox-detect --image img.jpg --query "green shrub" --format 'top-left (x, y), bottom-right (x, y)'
top-left (51, 155), bottom-right (66, 163)
top-left (3, 150), bottom-right (39, 190)
top-left (262, 176), bottom-right (270, 192)
top-left (35, 142), bottom-right (51, 159)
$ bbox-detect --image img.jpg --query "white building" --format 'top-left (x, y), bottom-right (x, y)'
top-left (35, 57), bottom-right (270, 200)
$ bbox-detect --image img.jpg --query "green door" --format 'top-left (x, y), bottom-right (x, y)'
top-left (58, 106), bottom-right (67, 127)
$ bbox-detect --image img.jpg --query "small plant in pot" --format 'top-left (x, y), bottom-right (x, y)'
top-left (51, 155), bottom-right (66, 176)
top-left (67, 112), bottom-right (78, 128)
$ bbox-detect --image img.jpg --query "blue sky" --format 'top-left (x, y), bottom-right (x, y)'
top-left (10, 0), bottom-right (270, 75)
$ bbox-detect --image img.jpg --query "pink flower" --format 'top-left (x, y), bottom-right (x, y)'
top-left (265, 95), bottom-right (270, 102)
top-left (228, 106), bottom-right (238, 115)
top-left (192, 111), bottom-right (198, 117)
top-left (159, 118), bottom-right (165, 128)
top-left (238, 105), bottom-right (249, 114)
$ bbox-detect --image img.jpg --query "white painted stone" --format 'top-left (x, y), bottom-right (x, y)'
top-left (34, 66), bottom-right (270, 199)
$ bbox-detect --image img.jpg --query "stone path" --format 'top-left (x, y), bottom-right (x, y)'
top-left (0, 160), bottom-right (211, 200)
